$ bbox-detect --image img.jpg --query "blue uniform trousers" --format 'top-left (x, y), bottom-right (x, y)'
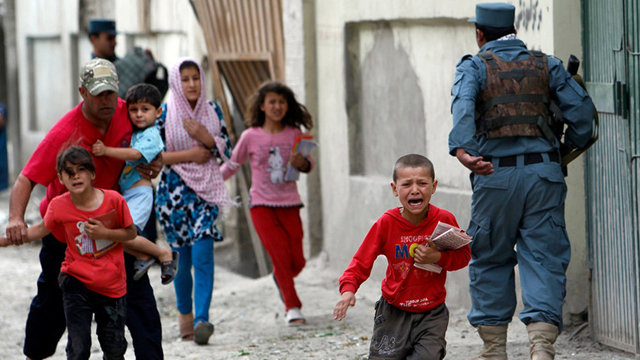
top-left (466, 154), bottom-right (570, 331)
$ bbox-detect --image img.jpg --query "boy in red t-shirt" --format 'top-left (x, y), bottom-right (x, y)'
top-left (334, 154), bottom-right (471, 360)
top-left (1, 146), bottom-right (136, 359)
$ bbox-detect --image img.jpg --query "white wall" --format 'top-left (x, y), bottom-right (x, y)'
top-left (312, 0), bottom-right (481, 312)
top-left (15, 0), bottom-right (208, 168)
top-left (15, 0), bottom-right (78, 164)
top-left (309, 0), bottom-right (588, 320)
top-left (550, 0), bottom-right (589, 325)
top-left (283, 0), bottom-right (314, 258)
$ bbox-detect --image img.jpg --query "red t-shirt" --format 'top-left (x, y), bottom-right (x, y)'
top-left (339, 205), bottom-right (471, 313)
top-left (44, 190), bottom-right (133, 298)
top-left (22, 99), bottom-right (132, 220)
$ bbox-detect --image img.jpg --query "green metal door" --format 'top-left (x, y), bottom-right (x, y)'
top-left (630, 1), bottom-right (640, 354)
top-left (583, 0), bottom-right (639, 353)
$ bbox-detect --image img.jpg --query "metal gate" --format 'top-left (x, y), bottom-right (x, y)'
top-left (583, 0), bottom-right (640, 353)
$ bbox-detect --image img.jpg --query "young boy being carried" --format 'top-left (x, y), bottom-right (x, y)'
top-left (2, 146), bottom-right (137, 358)
top-left (333, 154), bottom-right (471, 360)
top-left (92, 83), bottom-right (178, 284)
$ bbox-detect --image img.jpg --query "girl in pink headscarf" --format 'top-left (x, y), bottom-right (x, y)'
top-left (155, 57), bottom-right (232, 345)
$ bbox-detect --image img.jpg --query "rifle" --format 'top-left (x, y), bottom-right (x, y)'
top-left (554, 55), bottom-right (599, 176)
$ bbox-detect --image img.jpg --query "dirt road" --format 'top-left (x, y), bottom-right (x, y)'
top-left (0, 241), bottom-right (633, 360)
top-left (0, 187), bottom-right (633, 359)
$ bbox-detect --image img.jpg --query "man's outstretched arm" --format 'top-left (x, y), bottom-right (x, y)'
top-left (7, 174), bottom-right (37, 245)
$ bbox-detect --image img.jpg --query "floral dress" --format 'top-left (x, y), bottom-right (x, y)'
top-left (155, 102), bottom-right (232, 247)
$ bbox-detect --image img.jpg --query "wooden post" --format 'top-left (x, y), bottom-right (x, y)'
top-left (192, 0), bottom-right (286, 277)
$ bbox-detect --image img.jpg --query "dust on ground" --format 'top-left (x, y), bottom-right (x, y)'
top-left (0, 189), bottom-right (634, 359)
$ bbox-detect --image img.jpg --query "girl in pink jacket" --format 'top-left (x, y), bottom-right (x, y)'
top-left (221, 81), bottom-right (314, 326)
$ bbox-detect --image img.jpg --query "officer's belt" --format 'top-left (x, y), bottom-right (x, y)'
top-left (483, 152), bottom-right (560, 167)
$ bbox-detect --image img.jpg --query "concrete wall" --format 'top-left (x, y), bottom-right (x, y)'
top-left (312, 0), bottom-right (480, 313)
top-left (550, 0), bottom-right (589, 326)
top-left (308, 0), bottom-right (588, 321)
top-left (283, 0), bottom-right (323, 258)
top-left (14, 0), bottom-right (207, 169)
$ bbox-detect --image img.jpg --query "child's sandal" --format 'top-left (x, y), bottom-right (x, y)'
top-left (160, 251), bottom-right (179, 285)
top-left (132, 258), bottom-right (156, 281)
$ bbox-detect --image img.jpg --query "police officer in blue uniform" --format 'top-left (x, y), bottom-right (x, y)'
top-left (448, 3), bottom-right (595, 360)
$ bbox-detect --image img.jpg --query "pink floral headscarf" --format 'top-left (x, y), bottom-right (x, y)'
top-left (165, 57), bottom-right (231, 207)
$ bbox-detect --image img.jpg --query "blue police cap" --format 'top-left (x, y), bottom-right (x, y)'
top-left (468, 3), bottom-right (515, 28)
top-left (89, 19), bottom-right (117, 35)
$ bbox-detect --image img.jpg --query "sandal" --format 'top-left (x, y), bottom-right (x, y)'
top-left (133, 258), bottom-right (156, 281)
top-left (285, 307), bottom-right (306, 326)
top-left (194, 321), bottom-right (215, 345)
top-left (160, 251), bottom-right (179, 285)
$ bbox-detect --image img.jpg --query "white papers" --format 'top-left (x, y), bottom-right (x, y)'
top-left (414, 222), bottom-right (472, 273)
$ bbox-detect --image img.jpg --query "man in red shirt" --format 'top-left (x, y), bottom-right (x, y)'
top-left (6, 58), bottom-right (163, 360)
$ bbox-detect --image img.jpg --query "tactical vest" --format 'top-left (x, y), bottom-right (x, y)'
top-left (475, 50), bottom-right (558, 144)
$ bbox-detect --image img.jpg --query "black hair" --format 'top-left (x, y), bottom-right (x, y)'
top-left (125, 83), bottom-right (163, 108)
top-left (476, 23), bottom-right (516, 42)
top-left (179, 60), bottom-right (200, 73)
top-left (87, 32), bottom-right (115, 41)
top-left (56, 146), bottom-right (95, 176)
top-left (246, 81), bottom-right (313, 130)
top-left (393, 154), bottom-right (435, 182)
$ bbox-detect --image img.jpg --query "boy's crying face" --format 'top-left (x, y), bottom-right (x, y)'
top-left (391, 166), bottom-right (437, 225)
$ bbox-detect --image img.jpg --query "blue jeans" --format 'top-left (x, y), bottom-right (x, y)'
top-left (59, 273), bottom-right (127, 360)
top-left (174, 237), bottom-right (214, 325)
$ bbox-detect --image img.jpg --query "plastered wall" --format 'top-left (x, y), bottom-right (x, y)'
top-left (14, 0), bottom-right (207, 168)
top-left (309, 0), bottom-right (587, 320)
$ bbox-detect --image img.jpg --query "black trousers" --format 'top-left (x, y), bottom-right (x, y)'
top-left (60, 274), bottom-right (127, 360)
top-left (23, 234), bottom-right (164, 360)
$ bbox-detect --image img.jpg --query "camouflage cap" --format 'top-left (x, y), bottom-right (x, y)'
top-left (80, 58), bottom-right (119, 96)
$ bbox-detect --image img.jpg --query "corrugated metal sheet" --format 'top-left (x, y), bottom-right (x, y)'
top-left (628, 0), bottom-right (640, 353)
top-left (584, 0), bottom-right (639, 353)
